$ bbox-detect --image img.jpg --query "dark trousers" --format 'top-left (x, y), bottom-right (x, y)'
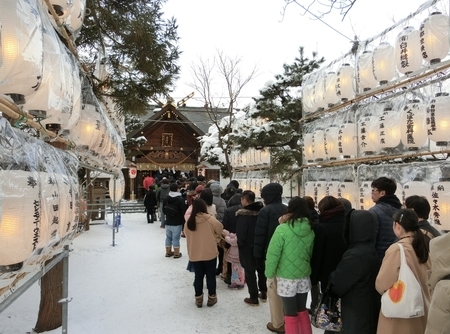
top-left (146, 206), bottom-right (156, 224)
top-left (192, 258), bottom-right (217, 297)
top-left (280, 292), bottom-right (308, 316)
top-left (242, 255), bottom-right (267, 299)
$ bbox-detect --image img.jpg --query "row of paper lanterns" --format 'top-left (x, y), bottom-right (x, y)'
top-left (303, 95), bottom-right (450, 163)
top-left (302, 12), bottom-right (450, 114)
top-left (0, 0), bottom-right (125, 171)
top-left (230, 148), bottom-right (271, 168)
top-left (304, 177), bottom-right (449, 230)
top-left (0, 117), bottom-right (80, 272)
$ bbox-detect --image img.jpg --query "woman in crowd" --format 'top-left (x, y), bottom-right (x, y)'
top-left (310, 195), bottom-right (347, 322)
top-left (376, 209), bottom-right (431, 334)
top-left (330, 209), bottom-right (380, 334)
top-left (425, 231), bottom-right (450, 334)
top-left (184, 198), bottom-right (223, 308)
top-left (265, 197), bottom-right (315, 334)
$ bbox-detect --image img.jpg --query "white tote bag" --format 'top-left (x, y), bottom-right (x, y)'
top-left (381, 243), bottom-right (424, 318)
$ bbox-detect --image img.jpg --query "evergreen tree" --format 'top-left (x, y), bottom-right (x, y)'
top-left (77, 0), bottom-right (181, 115)
top-left (231, 47), bottom-right (325, 181)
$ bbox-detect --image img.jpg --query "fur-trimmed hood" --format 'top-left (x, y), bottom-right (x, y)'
top-left (236, 201), bottom-right (263, 216)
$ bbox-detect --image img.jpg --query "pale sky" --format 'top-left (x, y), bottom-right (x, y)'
top-left (163, 0), bottom-right (446, 107)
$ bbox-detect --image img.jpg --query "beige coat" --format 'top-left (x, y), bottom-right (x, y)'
top-left (375, 239), bottom-right (431, 334)
top-left (425, 232), bottom-right (450, 334)
top-left (184, 212), bottom-right (223, 262)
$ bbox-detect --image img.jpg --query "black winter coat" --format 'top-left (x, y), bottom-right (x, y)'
top-left (144, 189), bottom-right (157, 209)
top-left (235, 201), bottom-right (264, 268)
top-left (330, 210), bottom-right (380, 334)
top-left (369, 194), bottom-right (402, 259)
top-left (163, 193), bottom-right (187, 226)
top-left (222, 194), bottom-right (242, 233)
top-left (253, 183), bottom-right (286, 259)
top-left (310, 205), bottom-right (347, 288)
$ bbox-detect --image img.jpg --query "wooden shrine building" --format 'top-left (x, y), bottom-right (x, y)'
top-left (126, 97), bottom-right (227, 199)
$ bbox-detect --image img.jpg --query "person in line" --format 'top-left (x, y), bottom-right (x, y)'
top-left (330, 209), bottom-right (380, 334)
top-left (222, 228), bottom-right (245, 289)
top-left (254, 183), bottom-right (287, 334)
top-left (425, 231), bottom-right (450, 334)
top-left (199, 188), bottom-right (217, 217)
top-left (235, 190), bottom-right (265, 304)
top-left (156, 178), bottom-right (170, 229)
top-left (404, 195), bottom-right (441, 249)
top-left (184, 198), bottom-right (223, 308)
top-left (221, 192), bottom-right (243, 285)
top-left (265, 197), bottom-right (315, 334)
top-left (143, 185), bottom-right (157, 224)
top-left (369, 177), bottom-right (402, 260)
top-left (209, 182), bottom-right (227, 277)
top-left (375, 209), bottom-right (431, 334)
top-left (310, 195), bottom-right (347, 330)
top-left (163, 183), bottom-right (187, 258)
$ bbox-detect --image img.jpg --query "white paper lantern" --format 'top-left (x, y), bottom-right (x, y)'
top-left (427, 92), bottom-right (450, 146)
top-left (358, 115), bottom-right (380, 155)
top-left (24, 24), bottom-right (71, 131)
top-left (0, 0), bottom-right (43, 103)
top-left (313, 75), bottom-right (327, 110)
top-left (65, 0), bottom-right (86, 38)
top-left (326, 180), bottom-right (340, 198)
top-left (303, 133), bottom-right (314, 164)
top-left (304, 181), bottom-right (315, 198)
top-left (261, 149), bottom-right (270, 165)
top-left (431, 180), bottom-right (450, 230)
top-left (338, 181), bottom-right (358, 209)
top-left (372, 42), bottom-right (396, 85)
top-left (302, 83), bottom-right (316, 115)
top-left (0, 170), bottom-right (42, 265)
top-left (378, 107), bottom-right (401, 149)
top-left (72, 104), bottom-right (102, 149)
top-left (324, 126), bottom-right (340, 160)
top-left (314, 180), bottom-right (327, 204)
top-left (357, 51), bottom-right (378, 92)
top-left (400, 100), bottom-right (428, 149)
top-left (359, 180), bottom-right (374, 210)
top-left (403, 180), bottom-right (432, 205)
top-left (338, 122), bottom-right (357, 159)
top-left (420, 12), bottom-right (450, 65)
top-left (313, 129), bottom-right (326, 162)
top-left (336, 63), bottom-right (355, 102)
top-left (110, 172), bottom-right (125, 204)
top-left (323, 72), bottom-right (339, 106)
top-left (395, 26), bottom-right (422, 75)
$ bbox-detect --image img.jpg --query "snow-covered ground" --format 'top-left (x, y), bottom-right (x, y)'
top-left (0, 213), bottom-right (322, 334)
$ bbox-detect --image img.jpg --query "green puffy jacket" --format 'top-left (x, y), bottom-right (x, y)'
top-left (265, 218), bottom-right (314, 280)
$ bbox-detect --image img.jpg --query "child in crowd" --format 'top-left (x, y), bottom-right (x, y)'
top-left (223, 229), bottom-right (245, 289)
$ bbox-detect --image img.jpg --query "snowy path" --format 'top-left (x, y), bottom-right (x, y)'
top-left (0, 213), bottom-right (322, 334)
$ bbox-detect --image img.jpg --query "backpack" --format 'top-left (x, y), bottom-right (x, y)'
top-left (164, 203), bottom-right (179, 218)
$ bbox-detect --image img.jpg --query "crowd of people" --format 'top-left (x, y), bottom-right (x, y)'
top-left (142, 174), bottom-right (450, 334)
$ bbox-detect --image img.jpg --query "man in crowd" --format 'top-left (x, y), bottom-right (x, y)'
top-left (254, 183), bottom-right (286, 334)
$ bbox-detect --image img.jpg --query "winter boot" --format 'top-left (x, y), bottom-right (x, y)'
top-left (207, 294), bottom-right (217, 307)
top-left (284, 315), bottom-right (299, 334)
top-left (297, 310), bottom-right (312, 334)
top-left (195, 294), bottom-right (203, 308)
top-left (173, 247), bottom-right (182, 258)
top-left (165, 246), bottom-right (174, 257)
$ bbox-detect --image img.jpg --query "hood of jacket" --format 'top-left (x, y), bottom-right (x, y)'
top-left (236, 201), bottom-right (264, 216)
top-left (159, 183), bottom-right (170, 190)
top-left (285, 218), bottom-right (313, 238)
top-left (345, 209), bottom-right (378, 247)
top-left (428, 232), bottom-right (450, 290)
top-left (227, 193), bottom-right (242, 207)
top-left (376, 194), bottom-right (402, 210)
top-left (168, 191), bottom-right (182, 198)
top-left (209, 182), bottom-right (223, 197)
top-left (261, 183), bottom-right (283, 205)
